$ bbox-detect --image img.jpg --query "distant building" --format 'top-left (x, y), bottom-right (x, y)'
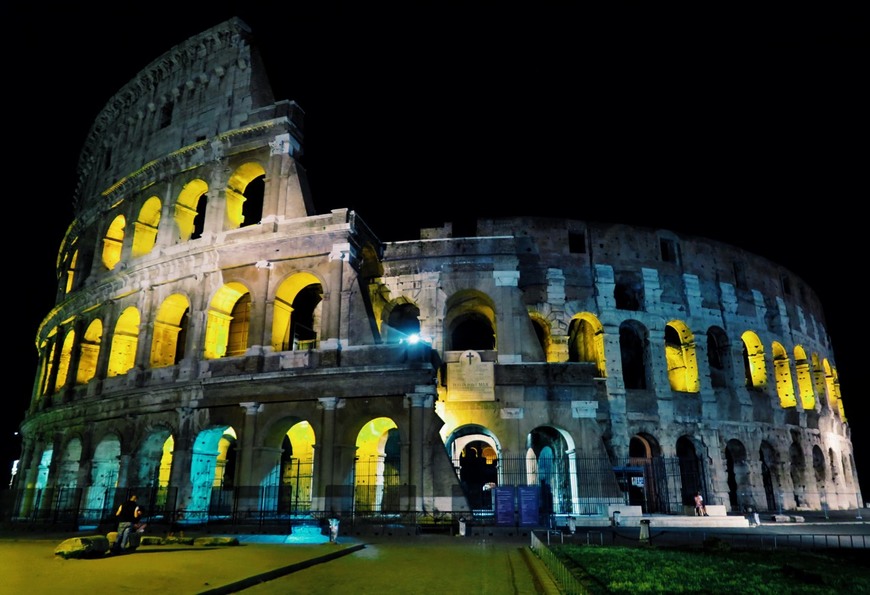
top-left (10, 18), bottom-right (860, 529)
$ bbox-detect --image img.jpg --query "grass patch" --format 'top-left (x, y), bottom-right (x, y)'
top-left (549, 542), bottom-right (870, 594)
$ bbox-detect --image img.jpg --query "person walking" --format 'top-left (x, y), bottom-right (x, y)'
top-left (112, 494), bottom-right (142, 554)
top-left (694, 492), bottom-right (709, 516)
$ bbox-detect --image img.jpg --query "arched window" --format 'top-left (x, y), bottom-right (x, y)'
top-left (271, 273), bottom-right (323, 351)
top-left (174, 179), bottom-right (208, 242)
top-left (664, 321), bottom-right (699, 393)
top-left (55, 328), bottom-right (76, 393)
top-left (568, 313), bottom-right (607, 377)
top-left (225, 162), bottom-right (266, 229)
top-left (76, 319), bottom-right (102, 384)
top-left (204, 283), bottom-right (251, 359)
top-left (101, 215), bottom-right (125, 270)
top-left (444, 290), bottom-right (496, 352)
top-left (383, 301), bottom-right (421, 344)
top-left (150, 294), bottom-right (191, 367)
top-left (740, 330), bottom-right (767, 390)
top-left (793, 345), bottom-right (815, 411)
top-left (772, 341), bottom-right (796, 407)
top-left (131, 196), bottom-right (162, 257)
top-left (107, 307), bottom-right (140, 377)
top-left (619, 320), bottom-right (649, 390)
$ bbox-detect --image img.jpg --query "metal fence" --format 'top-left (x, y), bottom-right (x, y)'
top-left (3, 454), bottom-right (718, 530)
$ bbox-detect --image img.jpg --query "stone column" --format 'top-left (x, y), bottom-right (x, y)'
top-left (320, 245), bottom-right (348, 349)
top-left (116, 454), bottom-right (132, 491)
top-left (92, 301), bottom-right (119, 390)
top-left (18, 439), bottom-right (43, 517)
top-left (235, 402), bottom-right (262, 515)
top-left (407, 389), bottom-right (435, 512)
top-left (168, 408), bottom-right (195, 515)
top-left (315, 397), bottom-right (342, 512)
top-left (132, 287), bottom-right (157, 384)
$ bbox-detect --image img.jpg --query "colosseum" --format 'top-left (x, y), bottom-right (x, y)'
top-left (10, 18), bottom-right (861, 533)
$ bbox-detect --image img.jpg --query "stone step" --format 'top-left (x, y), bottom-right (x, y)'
top-left (553, 514), bottom-right (752, 529)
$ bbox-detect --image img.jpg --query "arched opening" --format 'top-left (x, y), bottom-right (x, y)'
top-left (620, 321), bottom-right (648, 390)
top-left (676, 436), bottom-right (704, 506)
top-left (107, 307), bottom-right (140, 377)
top-left (354, 418), bottom-right (400, 513)
top-left (186, 426), bottom-right (237, 523)
top-left (101, 214), bottom-right (125, 270)
top-left (131, 196), bottom-right (161, 257)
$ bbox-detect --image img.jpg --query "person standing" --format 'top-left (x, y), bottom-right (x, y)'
top-left (112, 494), bottom-right (142, 554)
top-left (694, 492), bottom-right (709, 516)
top-left (328, 517), bottom-right (340, 543)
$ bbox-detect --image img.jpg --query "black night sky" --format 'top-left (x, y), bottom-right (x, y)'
top-left (6, 5), bottom-right (867, 500)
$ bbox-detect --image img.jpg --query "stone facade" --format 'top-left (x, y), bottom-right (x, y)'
top-left (12, 18), bottom-right (860, 527)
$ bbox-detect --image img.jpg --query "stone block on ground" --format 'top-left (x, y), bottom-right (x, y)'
top-left (193, 536), bottom-right (240, 547)
top-left (54, 536), bottom-right (110, 559)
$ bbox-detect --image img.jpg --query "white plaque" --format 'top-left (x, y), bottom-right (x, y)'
top-left (447, 350), bottom-right (495, 401)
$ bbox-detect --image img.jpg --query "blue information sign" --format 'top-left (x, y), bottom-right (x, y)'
top-left (494, 486), bottom-right (515, 525)
top-left (518, 485), bottom-right (539, 526)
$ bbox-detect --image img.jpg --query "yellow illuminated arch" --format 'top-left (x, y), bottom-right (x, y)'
top-left (213, 428), bottom-right (238, 488)
top-left (793, 345), bottom-right (815, 410)
top-left (55, 329), bottom-right (76, 393)
top-left (158, 436), bottom-right (174, 488)
top-left (355, 417), bottom-right (399, 512)
top-left (271, 272), bottom-right (322, 351)
top-left (225, 162), bottom-right (266, 229)
top-left (174, 179), bottom-right (208, 242)
top-left (76, 319), bottom-right (102, 385)
top-left (39, 328), bottom-right (58, 397)
top-left (664, 320), bottom-right (699, 393)
top-left (772, 342), bottom-right (796, 407)
top-left (822, 359), bottom-right (844, 420)
top-left (287, 421), bottom-right (315, 462)
top-left (204, 282), bottom-right (251, 359)
top-left (107, 307), bottom-right (140, 377)
top-left (132, 196), bottom-right (162, 257)
top-left (151, 294), bottom-right (191, 367)
top-left (65, 249), bottom-right (78, 294)
top-left (741, 330), bottom-right (767, 389)
top-left (568, 312), bottom-right (607, 376)
top-left (101, 214), bottom-right (125, 270)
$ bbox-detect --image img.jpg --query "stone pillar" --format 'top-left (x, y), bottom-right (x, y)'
top-left (18, 440), bottom-right (43, 517)
top-left (34, 433), bottom-right (65, 518)
top-left (320, 245), bottom-right (348, 349)
top-left (132, 288), bottom-right (157, 385)
top-left (76, 431), bottom-right (94, 491)
top-left (203, 169), bottom-right (226, 235)
top-left (407, 390), bottom-right (435, 512)
top-left (181, 272), bottom-right (213, 369)
top-left (235, 402), bottom-right (262, 515)
top-left (168, 408), bottom-right (195, 514)
top-left (116, 454), bottom-right (132, 491)
top-left (314, 397), bottom-right (342, 512)
top-left (245, 300), bottom-right (267, 357)
top-left (42, 332), bottom-right (64, 400)
top-left (66, 318), bottom-right (86, 394)
top-left (265, 139), bottom-right (311, 221)
top-left (93, 302), bottom-right (118, 388)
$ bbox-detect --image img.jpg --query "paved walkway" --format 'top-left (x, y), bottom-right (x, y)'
top-left (1, 531), bottom-right (559, 595)
top-left (4, 510), bottom-right (867, 595)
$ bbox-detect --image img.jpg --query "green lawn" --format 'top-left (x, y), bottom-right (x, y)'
top-left (549, 539), bottom-right (870, 594)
